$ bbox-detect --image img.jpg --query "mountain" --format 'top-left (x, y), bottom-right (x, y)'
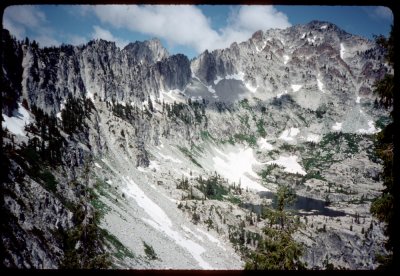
top-left (1, 21), bottom-right (391, 269)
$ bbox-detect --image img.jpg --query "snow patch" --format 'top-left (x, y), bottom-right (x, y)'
top-left (340, 43), bottom-right (346, 59)
top-left (160, 89), bottom-right (185, 103)
top-left (320, 25), bottom-right (328, 30)
top-left (214, 76), bottom-right (223, 85)
top-left (245, 82), bottom-right (258, 93)
top-left (267, 155), bottom-right (306, 175)
top-left (257, 138), bottom-right (274, 151)
top-left (94, 162), bottom-right (102, 169)
top-left (255, 41), bottom-right (267, 52)
top-left (123, 177), bottom-right (172, 228)
top-left (291, 84), bottom-right (302, 92)
top-left (277, 90), bottom-right (288, 98)
top-left (307, 36), bottom-right (317, 44)
top-left (225, 72), bottom-right (245, 82)
top-left (182, 225), bottom-right (204, 242)
top-left (57, 99), bottom-right (67, 121)
top-left (206, 85), bottom-right (216, 94)
top-left (196, 228), bottom-right (226, 251)
top-left (332, 122), bottom-right (343, 131)
top-left (122, 176), bottom-right (213, 269)
top-left (283, 55), bottom-right (290, 65)
top-left (211, 146), bottom-right (267, 192)
top-left (86, 90), bottom-right (94, 101)
top-left (356, 96), bottom-right (361, 104)
top-left (158, 152), bottom-right (182, 164)
top-left (148, 160), bottom-right (159, 170)
top-left (306, 134), bottom-right (321, 143)
top-left (317, 75), bottom-right (325, 93)
top-left (2, 103), bottom-right (31, 136)
top-left (279, 127), bottom-right (300, 142)
top-left (358, 120), bottom-right (380, 134)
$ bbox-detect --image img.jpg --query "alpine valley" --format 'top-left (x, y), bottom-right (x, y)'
top-left (1, 20), bottom-right (392, 269)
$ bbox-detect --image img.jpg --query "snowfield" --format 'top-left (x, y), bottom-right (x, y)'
top-left (340, 43), bottom-right (346, 59)
top-left (257, 138), bottom-right (274, 151)
top-left (279, 127), bottom-right (300, 142)
top-left (358, 120), bottom-right (380, 134)
top-left (291, 84), bottom-right (302, 92)
top-left (267, 155), bottom-right (307, 176)
top-left (210, 145), bottom-right (268, 192)
top-left (332, 122), bottom-right (343, 131)
top-left (306, 134), bottom-right (321, 143)
top-left (317, 76), bottom-right (325, 93)
top-left (2, 103), bottom-right (31, 136)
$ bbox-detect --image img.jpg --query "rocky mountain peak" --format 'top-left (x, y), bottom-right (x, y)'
top-left (124, 38), bottom-right (169, 65)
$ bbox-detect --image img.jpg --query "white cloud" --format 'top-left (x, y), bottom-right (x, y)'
top-left (89, 5), bottom-right (291, 54)
top-left (367, 6), bottom-right (393, 21)
top-left (91, 25), bottom-right (129, 48)
top-left (33, 35), bottom-right (60, 47)
top-left (3, 17), bottom-right (26, 39)
top-left (4, 5), bottom-right (46, 29)
top-left (3, 5), bottom-right (60, 47)
top-left (69, 34), bottom-right (88, 46)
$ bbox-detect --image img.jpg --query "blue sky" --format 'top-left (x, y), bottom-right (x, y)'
top-left (3, 5), bottom-right (393, 59)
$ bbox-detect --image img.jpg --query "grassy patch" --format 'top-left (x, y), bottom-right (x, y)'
top-left (200, 130), bottom-right (215, 141)
top-left (101, 229), bottom-right (135, 260)
top-left (39, 169), bottom-right (58, 193)
top-left (226, 195), bottom-right (242, 205)
top-left (234, 133), bottom-right (257, 147)
top-left (256, 119), bottom-right (266, 137)
top-left (178, 146), bottom-right (202, 168)
top-left (196, 174), bottom-right (228, 200)
top-left (143, 241), bottom-right (158, 260)
top-left (239, 98), bottom-right (251, 110)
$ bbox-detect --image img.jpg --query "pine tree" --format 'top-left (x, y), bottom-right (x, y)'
top-left (245, 185), bottom-right (304, 270)
top-left (370, 25), bottom-right (396, 269)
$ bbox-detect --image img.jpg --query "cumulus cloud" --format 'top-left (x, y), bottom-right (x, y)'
top-left (91, 25), bottom-right (129, 48)
top-left (89, 5), bottom-right (291, 54)
top-left (217, 6), bottom-right (291, 49)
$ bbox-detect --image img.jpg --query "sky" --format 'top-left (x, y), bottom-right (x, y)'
top-left (2, 5), bottom-right (393, 59)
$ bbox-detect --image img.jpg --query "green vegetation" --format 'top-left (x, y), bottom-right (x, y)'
top-left (375, 116), bottom-right (392, 130)
top-left (60, 203), bottom-right (111, 269)
top-left (200, 130), bottom-right (214, 141)
top-left (39, 169), bottom-right (58, 193)
top-left (258, 164), bottom-right (279, 183)
top-left (178, 146), bottom-right (202, 168)
top-left (143, 241), bottom-right (157, 260)
top-left (233, 133), bottom-right (257, 147)
top-left (245, 186), bottom-right (304, 270)
top-left (101, 230), bottom-right (135, 261)
top-left (196, 174), bottom-right (228, 200)
top-left (239, 98), bottom-right (251, 110)
top-left (62, 93), bottom-right (94, 135)
top-left (370, 26), bottom-right (395, 269)
top-left (60, 161), bottom-right (112, 269)
top-left (256, 119), bottom-right (267, 137)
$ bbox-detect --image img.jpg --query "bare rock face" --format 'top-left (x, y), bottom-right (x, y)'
top-left (18, 38), bottom-right (191, 115)
top-left (124, 38), bottom-right (169, 65)
top-left (1, 20), bottom-right (391, 269)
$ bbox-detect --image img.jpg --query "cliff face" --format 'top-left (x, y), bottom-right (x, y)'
top-left (17, 37), bottom-right (192, 115)
top-left (1, 21), bottom-right (391, 269)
